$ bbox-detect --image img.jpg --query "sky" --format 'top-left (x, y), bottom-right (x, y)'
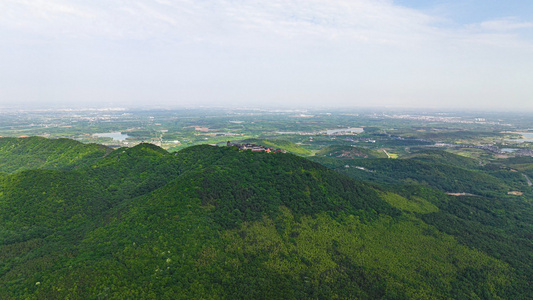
top-left (0, 0), bottom-right (532, 111)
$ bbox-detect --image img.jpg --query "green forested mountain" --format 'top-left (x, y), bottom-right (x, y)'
top-left (400, 149), bottom-right (481, 170)
top-left (311, 150), bottom-right (533, 299)
top-left (0, 137), bottom-right (112, 173)
top-left (316, 145), bottom-right (388, 159)
top-left (0, 140), bottom-right (531, 298)
top-left (311, 155), bottom-right (514, 197)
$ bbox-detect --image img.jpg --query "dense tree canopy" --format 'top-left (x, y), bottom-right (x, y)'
top-left (0, 138), bottom-right (531, 298)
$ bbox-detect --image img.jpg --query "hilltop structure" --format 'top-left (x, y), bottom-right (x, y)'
top-left (226, 141), bottom-right (286, 153)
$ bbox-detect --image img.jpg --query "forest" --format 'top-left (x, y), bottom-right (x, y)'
top-left (0, 137), bottom-right (532, 299)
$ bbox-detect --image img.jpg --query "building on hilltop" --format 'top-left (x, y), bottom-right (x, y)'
top-left (226, 141), bottom-right (284, 153)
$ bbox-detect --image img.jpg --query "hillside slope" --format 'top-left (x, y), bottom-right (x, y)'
top-left (311, 149), bottom-right (533, 298)
top-left (311, 156), bottom-right (510, 197)
top-left (316, 145), bottom-right (388, 159)
top-left (0, 137), bottom-right (112, 173)
top-left (400, 149), bottom-right (481, 169)
top-left (0, 142), bottom-right (525, 299)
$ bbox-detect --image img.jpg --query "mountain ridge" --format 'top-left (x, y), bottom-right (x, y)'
top-left (0, 137), bottom-right (112, 173)
top-left (0, 137), bottom-right (529, 298)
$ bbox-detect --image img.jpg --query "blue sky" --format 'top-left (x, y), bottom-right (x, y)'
top-left (397, 1), bottom-right (532, 23)
top-left (0, 0), bottom-right (532, 111)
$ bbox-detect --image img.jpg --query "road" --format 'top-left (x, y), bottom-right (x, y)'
top-left (523, 174), bottom-right (533, 186)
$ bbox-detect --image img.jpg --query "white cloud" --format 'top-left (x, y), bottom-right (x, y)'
top-left (0, 0), bottom-right (532, 109)
top-left (479, 18), bottom-right (533, 31)
top-left (0, 0), bottom-right (531, 49)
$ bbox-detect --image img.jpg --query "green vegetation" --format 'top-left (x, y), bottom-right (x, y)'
top-left (399, 130), bottom-right (506, 143)
top-left (1, 108), bottom-right (532, 162)
top-left (311, 156), bottom-right (510, 197)
top-left (400, 149), bottom-right (481, 169)
top-left (380, 192), bottom-right (439, 214)
top-left (0, 137), bottom-right (111, 173)
top-left (316, 145), bottom-right (387, 159)
top-left (419, 194), bottom-right (533, 296)
top-left (2, 106), bottom-right (533, 299)
top-left (1, 138), bottom-right (530, 298)
top-left (240, 139), bottom-right (312, 156)
top-left (311, 148), bottom-right (533, 298)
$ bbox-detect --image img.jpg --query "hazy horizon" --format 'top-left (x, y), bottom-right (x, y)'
top-left (3, 103), bottom-right (533, 116)
top-left (1, 1), bottom-right (532, 111)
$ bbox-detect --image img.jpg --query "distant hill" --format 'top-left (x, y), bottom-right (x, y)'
top-left (498, 156), bottom-right (533, 178)
top-left (0, 140), bottom-right (526, 299)
top-left (316, 145), bottom-right (387, 159)
top-left (239, 138), bottom-right (312, 156)
top-left (400, 149), bottom-right (480, 169)
top-left (311, 150), bottom-right (533, 298)
top-left (311, 156), bottom-right (509, 197)
top-left (0, 137), bottom-right (112, 173)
